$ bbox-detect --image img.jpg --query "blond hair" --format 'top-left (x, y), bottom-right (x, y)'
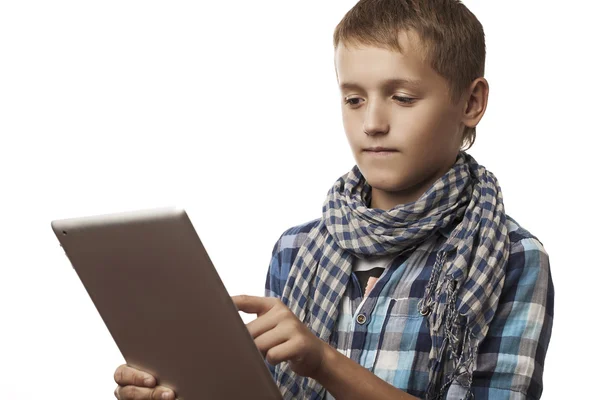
top-left (333, 0), bottom-right (486, 150)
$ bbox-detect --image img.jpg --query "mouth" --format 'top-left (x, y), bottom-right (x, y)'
top-left (363, 147), bottom-right (399, 154)
top-left (363, 146), bottom-right (398, 151)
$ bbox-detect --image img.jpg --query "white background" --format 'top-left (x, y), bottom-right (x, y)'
top-left (1, 1), bottom-right (597, 399)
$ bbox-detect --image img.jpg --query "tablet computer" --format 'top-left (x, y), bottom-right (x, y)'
top-left (51, 207), bottom-right (283, 400)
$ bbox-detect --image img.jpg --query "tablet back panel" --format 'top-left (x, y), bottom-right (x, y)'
top-left (51, 207), bottom-right (282, 400)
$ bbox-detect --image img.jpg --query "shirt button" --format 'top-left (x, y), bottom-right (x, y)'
top-left (356, 314), bottom-right (367, 325)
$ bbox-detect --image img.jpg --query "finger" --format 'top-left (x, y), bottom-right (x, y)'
top-left (246, 310), bottom-right (282, 338)
top-left (116, 385), bottom-right (176, 400)
top-left (114, 364), bottom-right (156, 387)
top-left (246, 304), bottom-right (298, 338)
top-left (231, 295), bottom-right (277, 316)
top-left (254, 325), bottom-right (288, 357)
top-left (264, 339), bottom-right (299, 366)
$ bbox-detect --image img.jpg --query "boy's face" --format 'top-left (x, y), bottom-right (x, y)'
top-left (334, 31), bottom-right (468, 209)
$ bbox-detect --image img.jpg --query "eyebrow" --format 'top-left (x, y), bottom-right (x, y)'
top-left (339, 78), bottom-right (423, 92)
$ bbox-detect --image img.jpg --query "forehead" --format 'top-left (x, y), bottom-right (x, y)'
top-left (334, 32), bottom-right (439, 90)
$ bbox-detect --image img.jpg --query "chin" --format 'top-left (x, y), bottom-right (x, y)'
top-left (359, 165), bottom-right (414, 193)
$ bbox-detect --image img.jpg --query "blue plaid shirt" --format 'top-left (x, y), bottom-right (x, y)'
top-left (265, 215), bottom-right (554, 399)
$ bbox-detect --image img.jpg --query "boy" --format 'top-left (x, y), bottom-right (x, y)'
top-left (114, 0), bottom-right (554, 399)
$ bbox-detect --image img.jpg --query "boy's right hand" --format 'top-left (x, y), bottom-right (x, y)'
top-left (114, 364), bottom-right (176, 400)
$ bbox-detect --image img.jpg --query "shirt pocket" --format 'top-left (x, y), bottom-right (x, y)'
top-left (367, 296), bottom-right (427, 373)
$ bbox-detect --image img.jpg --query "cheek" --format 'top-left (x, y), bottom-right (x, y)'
top-left (400, 106), bottom-right (457, 151)
top-left (341, 113), bottom-right (361, 147)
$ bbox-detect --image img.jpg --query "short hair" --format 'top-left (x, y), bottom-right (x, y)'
top-left (333, 0), bottom-right (486, 150)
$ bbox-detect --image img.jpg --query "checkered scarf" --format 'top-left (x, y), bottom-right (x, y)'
top-left (274, 152), bottom-right (510, 400)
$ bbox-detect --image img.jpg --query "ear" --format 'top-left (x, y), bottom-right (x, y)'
top-left (461, 77), bottom-right (489, 129)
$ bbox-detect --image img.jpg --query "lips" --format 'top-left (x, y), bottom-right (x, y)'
top-left (363, 147), bottom-right (398, 152)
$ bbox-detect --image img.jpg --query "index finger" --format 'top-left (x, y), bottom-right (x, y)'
top-left (231, 295), bottom-right (277, 316)
top-left (114, 364), bottom-right (156, 388)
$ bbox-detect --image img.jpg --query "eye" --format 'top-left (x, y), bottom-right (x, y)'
top-left (344, 97), bottom-right (362, 106)
top-left (393, 96), bottom-right (415, 104)
top-left (344, 96), bottom-right (415, 107)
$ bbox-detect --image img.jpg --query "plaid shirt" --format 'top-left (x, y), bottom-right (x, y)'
top-left (265, 215), bottom-right (554, 400)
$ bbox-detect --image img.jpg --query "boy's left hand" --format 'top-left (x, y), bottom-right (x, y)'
top-left (232, 295), bottom-right (327, 379)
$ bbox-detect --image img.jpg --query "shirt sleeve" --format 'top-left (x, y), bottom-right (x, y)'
top-left (264, 235), bottom-right (285, 378)
top-left (265, 234), bottom-right (284, 299)
top-left (446, 237), bottom-right (555, 400)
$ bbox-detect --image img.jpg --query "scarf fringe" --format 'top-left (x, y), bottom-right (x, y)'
top-left (421, 252), bottom-right (479, 400)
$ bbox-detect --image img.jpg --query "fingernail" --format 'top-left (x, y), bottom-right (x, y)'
top-left (144, 377), bottom-right (153, 386)
top-left (162, 392), bottom-right (172, 400)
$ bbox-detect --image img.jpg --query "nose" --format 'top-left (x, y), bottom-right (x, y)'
top-left (362, 100), bottom-right (390, 136)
